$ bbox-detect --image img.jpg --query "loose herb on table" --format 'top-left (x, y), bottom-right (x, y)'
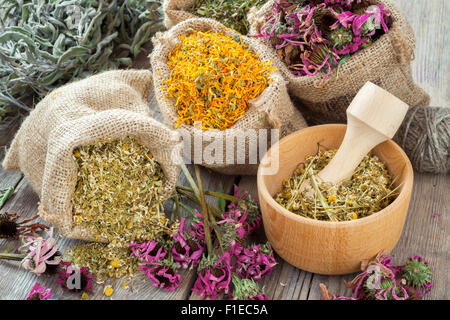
top-left (65, 242), bottom-right (141, 281)
top-left (320, 251), bottom-right (433, 300)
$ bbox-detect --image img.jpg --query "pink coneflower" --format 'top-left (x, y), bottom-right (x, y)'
top-left (321, 252), bottom-right (432, 300)
top-left (141, 258), bottom-right (181, 291)
top-left (192, 252), bottom-right (232, 300)
top-left (334, 36), bottom-right (367, 55)
top-left (331, 10), bottom-right (357, 29)
top-left (366, 4), bottom-right (390, 33)
top-left (225, 185), bottom-right (262, 237)
top-left (20, 228), bottom-right (61, 276)
top-left (402, 255), bottom-right (432, 298)
top-left (56, 261), bottom-right (95, 293)
top-left (191, 210), bottom-right (209, 243)
top-left (256, 0), bottom-right (391, 79)
top-left (233, 242), bottom-right (277, 281)
top-left (0, 212), bottom-right (48, 240)
top-left (373, 278), bottom-right (408, 300)
top-left (172, 218), bottom-right (204, 269)
top-left (218, 211), bottom-right (247, 241)
top-left (26, 282), bottom-right (52, 300)
top-left (345, 251), bottom-right (396, 299)
top-left (128, 240), bottom-right (167, 263)
top-left (346, 251), bottom-right (409, 300)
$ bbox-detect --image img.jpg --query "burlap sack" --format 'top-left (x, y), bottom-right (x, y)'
top-left (248, 0), bottom-right (430, 124)
top-left (163, 0), bottom-right (197, 29)
top-left (2, 70), bottom-right (183, 241)
top-left (151, 18), bottom-right (308, 175)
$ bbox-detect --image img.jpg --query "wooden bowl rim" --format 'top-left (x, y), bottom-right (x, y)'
top-left (257, 124), bottom-right (414, 229)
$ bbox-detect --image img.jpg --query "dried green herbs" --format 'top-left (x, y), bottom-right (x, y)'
top-left (190, 0), bottom-right (267, 34)
top-left (0, 0), bottom-right (164, 117)
top-left (68, 137), bottom-right (179, 280)
top-left (275, 149), bottom-right (400, 222)
top-left (71, 137), bottom-right (177, 243)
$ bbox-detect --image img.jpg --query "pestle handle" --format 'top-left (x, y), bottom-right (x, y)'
top-left (317, 82), bottom-right (409, 184)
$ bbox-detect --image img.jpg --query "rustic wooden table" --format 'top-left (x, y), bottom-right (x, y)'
top-left (0, 0), bottom-right (448, 300)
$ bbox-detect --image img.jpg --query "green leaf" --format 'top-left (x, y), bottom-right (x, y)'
top-left (0, 186), bottom-right (14, 209)
top-left (57, 46), bottom-right (91, 68)
top-left (336, 54), bottom-right (350, 79)
top-left (217, 183), bottom-right (226, 212)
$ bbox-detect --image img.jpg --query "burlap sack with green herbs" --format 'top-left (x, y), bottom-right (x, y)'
top-left (151, 18), bottom-right (308, 175)
top-left (162, 0), bottom-right (265, 34)
top-left (248, 0), bottom-right (430, 124)
top-left (163, 0), bottom-right (197, 29)
top-left (2, 70), bottom-right (182, 241)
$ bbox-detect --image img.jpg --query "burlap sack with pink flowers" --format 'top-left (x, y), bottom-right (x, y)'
top-left (248, 0), bottom-right (430, 124)
top-left (2, 70), bottom-right (183, 241)
top-left (151, 18), bottom-right (308, 175)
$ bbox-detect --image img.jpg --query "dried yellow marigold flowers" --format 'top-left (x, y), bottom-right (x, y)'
top-left (165, 29), bottom-right (275, 131)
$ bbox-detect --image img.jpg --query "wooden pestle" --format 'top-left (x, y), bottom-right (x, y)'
top-left (317, 82), bottom-right (409, 184)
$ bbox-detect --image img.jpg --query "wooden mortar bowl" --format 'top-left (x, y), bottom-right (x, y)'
top-left (257, 124), bottom-right (414, 275)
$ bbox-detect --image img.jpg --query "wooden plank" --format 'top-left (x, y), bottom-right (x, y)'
top-left (394, 0), bottom-right (448, 108)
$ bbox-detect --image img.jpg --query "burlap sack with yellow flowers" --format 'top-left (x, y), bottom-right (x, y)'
top-left (2, 70), bottom-right (183, 241)
top-left (248, 0), bottom-right (430, 124)
top-left (151, 18), bottom-right (308, 175)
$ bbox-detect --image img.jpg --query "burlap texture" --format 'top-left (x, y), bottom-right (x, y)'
top-left (248, 0), bottom-right (430, 124)
top-left (163, 0), bottom-right (197, 29)
top-left (150, 18), bottom-right (308, 175)
top-left (2, 70), bottom-right (183, 241)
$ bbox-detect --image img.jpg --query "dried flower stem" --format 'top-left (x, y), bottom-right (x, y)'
top-left (177, 185), bottom-right (245, 205)
top-left (0, 252), bottom-right (25, 261)
top-left (309, 170), bottom-right (336, 221)
top-left (194, 165), bottom-right (213, 256)
top-left (177, 188), bottom-right (222, 217)
top-left (176, 186), bottom-right (230, 252)
top-left (174, 192), bottom-right (182, 221)
top-left (180, 163), bottom-right (200, 196)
